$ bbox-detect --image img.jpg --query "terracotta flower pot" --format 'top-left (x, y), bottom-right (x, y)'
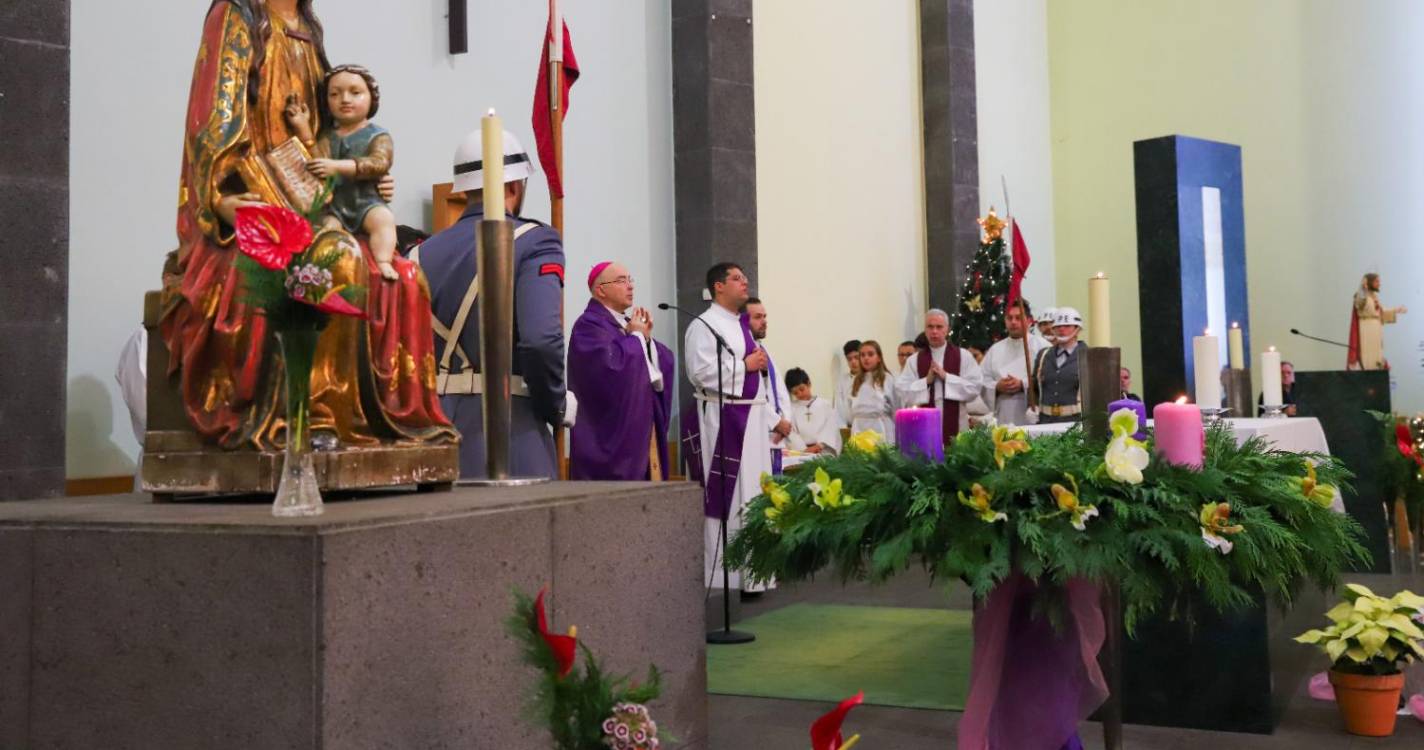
top-left (1328, 669), bottom-right (1405, 737)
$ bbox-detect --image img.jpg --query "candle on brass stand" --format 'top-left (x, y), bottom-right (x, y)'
top-left (1080, 347), bottom-right (1121, 444)
top-left (465, 110), bottom-right (546, 486)
top-left (1225, 368), bottom-right (1253, 419)
top-left (1080, 345), bottom-right (1123, 750)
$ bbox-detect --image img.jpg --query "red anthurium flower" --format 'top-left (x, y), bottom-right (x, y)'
top-left (1397, 423), bottom-right (1423, 467)
top-left (810, 691), bottom-right (864, 750)
top-left (234, 204), bottom-right (313, 270)
top-left (533, 588), bottom-right (578, 679)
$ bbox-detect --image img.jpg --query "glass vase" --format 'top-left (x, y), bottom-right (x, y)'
top-left (272, 329), bottom-right (324, 517)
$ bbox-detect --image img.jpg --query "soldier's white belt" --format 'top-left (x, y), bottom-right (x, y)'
top-left (437, 371), bottom-right (530, 397)
top-left (693, 387), bottom-right (765, 406)
top-left (1042, 403), bottom-right (1081, 417)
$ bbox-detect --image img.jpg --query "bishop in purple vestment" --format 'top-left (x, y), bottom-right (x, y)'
top-left (568, 262), bottom-right (676, 480)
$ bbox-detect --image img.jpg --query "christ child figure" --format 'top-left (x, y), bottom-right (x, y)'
top-left (286, 64), bottom-right (400, 281)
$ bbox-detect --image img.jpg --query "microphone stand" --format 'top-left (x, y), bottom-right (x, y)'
top-left (1290, 328), bottom-right (1349, 349)
top-left (659, 302), bottom-right (755, 645)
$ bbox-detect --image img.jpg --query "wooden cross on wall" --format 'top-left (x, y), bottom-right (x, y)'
top-left (449, 0), bottom-right (467, 54)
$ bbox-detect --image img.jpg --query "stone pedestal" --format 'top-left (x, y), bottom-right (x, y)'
top-left (0, 483), bottom-right (707, 749)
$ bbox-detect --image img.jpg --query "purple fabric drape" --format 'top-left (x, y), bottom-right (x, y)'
top-left (958, 574), bottom-right (1108, 750)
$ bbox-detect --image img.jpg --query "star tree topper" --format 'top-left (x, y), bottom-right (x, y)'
top-left (977, 208), bottom-right (1005, 242)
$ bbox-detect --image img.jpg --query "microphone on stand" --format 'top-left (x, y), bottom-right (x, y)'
top-left (658, 301), bottom-right (754, 645)
top-left (1290, 328), bottom-right (1349, 349)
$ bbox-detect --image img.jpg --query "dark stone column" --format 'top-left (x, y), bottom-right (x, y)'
top-left (919, 0), bottom-right (980, 309)
top-left (0, 3), bottom-right (69, 499)
top-left (671, 0), bottom-right (757, 330)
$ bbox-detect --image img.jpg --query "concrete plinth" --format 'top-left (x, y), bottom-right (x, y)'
top-left (0, 483), bottom-right (707, 750)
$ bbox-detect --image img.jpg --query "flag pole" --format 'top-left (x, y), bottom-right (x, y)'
top-left (1002, 176), bottom-right (1036, 409)
top-left (548, 0), bottom-right (569, 478)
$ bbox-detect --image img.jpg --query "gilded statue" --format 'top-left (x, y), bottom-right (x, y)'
top-left (159, 0), bottom-right (457, 453)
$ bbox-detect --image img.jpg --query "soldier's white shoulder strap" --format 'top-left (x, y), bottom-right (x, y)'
top-left (434, 222), bottom-right (540, 373)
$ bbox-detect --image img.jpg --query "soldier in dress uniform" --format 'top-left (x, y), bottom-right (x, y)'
top-left (1030, 307), bottom-right (1084, 425)
top-left (412, 128), bottom-right (567, 479)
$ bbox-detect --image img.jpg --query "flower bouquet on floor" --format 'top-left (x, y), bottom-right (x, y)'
top-left (810, 692), bottom-right (864, 750)
top-left (506, 588), bottom-right (665, 750)
top-left (1295, 584), bottom-right (1424, 737)
top-left (232, 185), bottom-right (366, 518)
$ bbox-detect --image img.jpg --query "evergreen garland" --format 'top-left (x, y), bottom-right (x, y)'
top-left (729, 425), bottom-right (1370, 633)
top-left (948, 235), bottom-right (1011, 354)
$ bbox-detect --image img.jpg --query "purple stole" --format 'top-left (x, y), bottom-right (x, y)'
top-left (679, 313), bottom-right (761, 520)
top-left (916, 345), bottom-right (963, 445)
top-left (765, 351), bottom-right (783, 475)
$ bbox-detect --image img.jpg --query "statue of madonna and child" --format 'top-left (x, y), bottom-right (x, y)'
top-left (148, 0), bottom-right (458, 501)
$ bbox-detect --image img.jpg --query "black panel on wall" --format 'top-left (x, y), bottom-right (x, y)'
top-left (0, 1), bottom-right (69, 499)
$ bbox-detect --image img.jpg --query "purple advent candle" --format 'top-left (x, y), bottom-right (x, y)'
top-left (1108, 398), bottom-right (1148, 441)
top-left (895, 407), bottom-right (943, 462)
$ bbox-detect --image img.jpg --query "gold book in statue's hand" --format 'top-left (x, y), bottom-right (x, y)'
top-left (266, 137), bottom-right (325, 212)
top-left (238, 137), bottom-right (326, 213)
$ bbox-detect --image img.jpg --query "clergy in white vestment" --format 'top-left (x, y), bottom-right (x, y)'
top-left (742, 297), bottom-right (793, 473)
top-left (894, 309), bottom-right (984, 441)
top-left (782, 367), bottom-right (844, 455)
top-left (680, 262), bottom-right (774, 592)
top-left (981, 300), bottom-right (1050, 426)
top-left (849, 340), bottom-right (898, 442)
top-left (832, 339), bottom-right (862, 427)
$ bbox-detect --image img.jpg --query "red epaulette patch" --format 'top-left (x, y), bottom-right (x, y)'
top-left (539, 263), bottom-right (565, 285)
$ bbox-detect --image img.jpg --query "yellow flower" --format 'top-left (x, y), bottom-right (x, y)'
top-left (1109, 407), bottom-right (1141, 439)
top-left (992, 426), bottom-right (1030, 469)
top-left (957, 483), bottom-right (1007, 524)
top-left (1050, 473), bottom-right (1098, 531)
top-left (808, 467), bottom-right (856, 510)
top-left (760, 472), bottom-right (792, 524)
top-left (1199, 502), bottom-right (1244, 554)
top-left (1290, 461), bottom-right (1337, 509)
top-left (847, 430), bottom-right (883, 454)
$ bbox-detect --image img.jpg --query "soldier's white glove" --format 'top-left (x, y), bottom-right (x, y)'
top-left (1024, 406), bottom-right (1040, 425)
top-left (561, 391), bottom-right (579, 428)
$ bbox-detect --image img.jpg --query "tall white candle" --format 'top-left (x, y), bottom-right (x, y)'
top-left (1228, 322), bottom-right (1244, 370)
top-left (481, 109), bottom-right (503, 217)
top-left (1193, 330), bottom-right (1222, 407)
top-left (1261, 347), bottom-right (1283, 406)
top-left (1088, 273), bottom-right (1110, 347)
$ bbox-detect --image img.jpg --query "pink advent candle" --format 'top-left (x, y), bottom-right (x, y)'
top-left (895, 408), bottom-right (943, 462)
top-left (1152, 398), bottom-right (1204, 469)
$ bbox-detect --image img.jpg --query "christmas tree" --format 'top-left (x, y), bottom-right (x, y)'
top-left (948, 209), bottom-right (1011, 354)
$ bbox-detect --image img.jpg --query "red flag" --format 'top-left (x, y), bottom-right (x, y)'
top-left (532, 4), bottom-right (579, 199)
top-left (1008, 218), bottom-right (1031, 307)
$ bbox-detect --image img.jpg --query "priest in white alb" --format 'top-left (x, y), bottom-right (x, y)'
top-left (894, 309), bottom-right (984, 442)
top-left (981, 299), bottom-right (1049, 425)
top-left (680, 262), bottom-right (774, 592)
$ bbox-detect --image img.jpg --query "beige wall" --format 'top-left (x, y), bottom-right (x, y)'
top-left (754, 0), bottom-right (1059, 400)
top-left (1048, 0), bottom-right (1424, 411)
top-left (753, 0), bottom-right (928, 395)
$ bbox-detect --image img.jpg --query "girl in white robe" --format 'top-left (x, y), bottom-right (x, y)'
top-left (850, 341), bottom-right (897, 443)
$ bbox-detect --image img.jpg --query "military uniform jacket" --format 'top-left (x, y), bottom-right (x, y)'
top-left (1034, 343), bottom-right (1081, 408)
top-left (413, 203), bottom-right (567, 425)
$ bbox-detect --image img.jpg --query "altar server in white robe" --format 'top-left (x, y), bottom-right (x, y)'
top-left (681, 262), bottom-right (774, 592)
top-left (894, 309), bottom-right (984, 439)
top-left (849, 340), bottom-right (898, 442)
top-left (833, 339), bottom-right (862, 427)
top-left (782, 368), bottom-right (843, 455)
top-left (981, 300), bottom-right (1050, 426)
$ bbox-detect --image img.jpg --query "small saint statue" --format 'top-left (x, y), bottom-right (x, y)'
top-left (1347, 272), bottom-right (1407, 370)
top-left (286, 64), bottom-right (401, 281)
